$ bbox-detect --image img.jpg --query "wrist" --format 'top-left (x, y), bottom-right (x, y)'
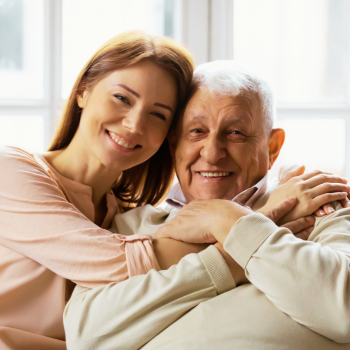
top-left (214, 212), bottom-right (250, 245)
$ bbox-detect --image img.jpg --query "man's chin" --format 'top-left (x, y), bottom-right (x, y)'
top-left (187, 190), bottom-right (236, 201)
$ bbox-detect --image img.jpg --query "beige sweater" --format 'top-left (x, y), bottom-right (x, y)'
top-left (64, 201), bottom-right (350, 349)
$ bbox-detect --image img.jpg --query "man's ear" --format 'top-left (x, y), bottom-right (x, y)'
top-left (268, 128), bottom-right (285, 169)
top-left (167, 128), bottom-right (177, 159)
top-left (77, 90), bottom-right (88, 108)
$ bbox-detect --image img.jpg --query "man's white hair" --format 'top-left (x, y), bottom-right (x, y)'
top-left (193, 60), bottom-right (275, 133)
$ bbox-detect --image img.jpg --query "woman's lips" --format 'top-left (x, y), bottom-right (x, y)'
top-left (106, 131), bottom-right (141, 153)
top-left (107, 130), bottom-right (139, 149)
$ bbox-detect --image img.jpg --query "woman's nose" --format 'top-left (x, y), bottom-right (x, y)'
top-left (122, 109), bottom-right (145, 135)
top-left (200, 136), bottom-right (227, 164)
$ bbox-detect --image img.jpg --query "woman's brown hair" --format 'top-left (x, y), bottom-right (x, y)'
top-left (48, 31), bottom-right (194, 211)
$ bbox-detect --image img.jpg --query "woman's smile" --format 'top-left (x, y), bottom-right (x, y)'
top-left (107, 130), bottom-right (141, 149)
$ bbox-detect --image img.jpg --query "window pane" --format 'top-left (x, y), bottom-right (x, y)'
top-left (270, 119), bottom-right (345, 178)
top-left (62, 0), bottom-right (174, 99)
top-left (0, 0), bottom-right (44, 100)
top-left (0, 115), bottom-right (45, 152)
top-left (233, 0), bottom-right (348, 104)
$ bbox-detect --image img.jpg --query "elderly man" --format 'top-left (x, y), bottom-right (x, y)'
top-left (64, 61), bottom-right (350, 350)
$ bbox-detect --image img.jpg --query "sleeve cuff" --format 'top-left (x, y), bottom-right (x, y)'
top-left (223, 213), bottom-right (279, 269)
top-left (199, 245), bottom-right (236, 294)
top-left (121, 234), bottom-right (161, 277)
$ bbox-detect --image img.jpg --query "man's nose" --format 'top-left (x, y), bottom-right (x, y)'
top-left (200, 135), bottom-right (227, 164)
top-left (122, 109), bottom-right (145, 135)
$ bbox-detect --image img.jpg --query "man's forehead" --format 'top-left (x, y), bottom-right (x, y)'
top-left (182, 88), bottom-right (258, 124)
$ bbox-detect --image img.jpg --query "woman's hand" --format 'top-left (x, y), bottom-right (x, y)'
top-left (279, 165), bottom-right (350, 217)
top-left (259, 169), bottom-right (350, 225)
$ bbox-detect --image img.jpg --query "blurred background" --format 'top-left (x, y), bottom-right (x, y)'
top-left (0, 0), bottom-right (349, 178)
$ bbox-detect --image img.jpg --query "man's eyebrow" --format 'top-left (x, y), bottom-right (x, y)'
top-left (192, 115), bottom-right (206, 120)
top-left (113, 84), bottom-right (140, 98)
top-left (154, 102), bottom-right (172, 113)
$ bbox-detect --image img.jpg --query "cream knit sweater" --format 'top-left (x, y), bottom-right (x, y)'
top-left (64, 200), bottom-right (350, 349)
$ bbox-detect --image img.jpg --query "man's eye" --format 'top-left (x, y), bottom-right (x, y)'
top-left (190, 129), bottom-right (202, 134)
top-left (232, 130), bottom-right (242, 135)
top-left (115, 94), bottom-right (130, 104)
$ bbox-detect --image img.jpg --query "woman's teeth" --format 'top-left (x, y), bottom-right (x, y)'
top-left (200, 172), bottom-right (230, 178)
top-left (109, 132), bottom-right (136, 149)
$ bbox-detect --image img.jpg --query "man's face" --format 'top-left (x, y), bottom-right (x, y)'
top-left (173, 88), bottom-right (273, 203)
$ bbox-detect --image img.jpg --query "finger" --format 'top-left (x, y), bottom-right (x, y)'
top-left (300, 169), bottom-right (329, 181)
top-left (322, 203), bottom-right (335, 215)
top-left (303, 174), bottom-right (348, 189)
top-left (314, 208), bottom-right (326, 217)
top-left (340, 197), bottom-right (350, 209)
top-left (308, 182), bottom-right (350, 198)
top-left (279, 165), bottom-right (305, 185)
top-left (265, 198), bottom-right (297, 223)
top-left (294, 226), bottom-right (314, 240)
top-left (312, 192), bottom-right (348, 209)
top-left (281, 216), bottom-right (315, 234)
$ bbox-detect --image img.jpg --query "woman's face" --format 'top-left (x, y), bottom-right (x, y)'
top-left (76, 59), bottom-right (177, 171)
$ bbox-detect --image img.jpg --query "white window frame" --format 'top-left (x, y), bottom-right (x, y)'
top-left (178, 0), bottom-right (350, 178)
top-left (1, 0), bottom-right (349, 177)
top-left (0, 0), bottom-right (64, 149)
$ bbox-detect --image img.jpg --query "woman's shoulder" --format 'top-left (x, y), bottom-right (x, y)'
top-left (0, 146), bottom-right (37, 164)
top-left (0, 146), bottom-right (53, 184)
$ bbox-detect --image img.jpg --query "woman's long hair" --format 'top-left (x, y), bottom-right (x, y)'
top-left (48, 31), bottom-right (194, 211)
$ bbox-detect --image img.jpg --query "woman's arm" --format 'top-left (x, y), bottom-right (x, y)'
top-left (0, 147), bottom-right (158, 287)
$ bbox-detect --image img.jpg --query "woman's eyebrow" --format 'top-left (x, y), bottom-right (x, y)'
top-left (113, 84), bottom-right (140, 98)
top-left (154, 102), bottom-right (172, 112)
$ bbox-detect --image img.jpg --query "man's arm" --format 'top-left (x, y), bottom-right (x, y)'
top-left (64, 245), bottom-right (236, 350)
top-left (223, 203), bottom-right (350, 343)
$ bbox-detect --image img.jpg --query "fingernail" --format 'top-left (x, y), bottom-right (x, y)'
top-left (319, 210), bottom-right (326, 216)
top-left (328, 207), bottom-right (335, 213)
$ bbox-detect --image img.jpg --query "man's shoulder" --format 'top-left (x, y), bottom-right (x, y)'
top-left (110, 204), bottom-right (174, 236)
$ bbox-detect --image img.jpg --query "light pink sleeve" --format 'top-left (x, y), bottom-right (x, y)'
top-left (120, 234), bottom-right (160, 277)
top-left (0, 147), bottom-right (158, 288)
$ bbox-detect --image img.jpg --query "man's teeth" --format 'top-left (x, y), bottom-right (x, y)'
top-left (109, 132), bottom-right (136, 149)
top-left (200, 172), bottom-right (230, 177)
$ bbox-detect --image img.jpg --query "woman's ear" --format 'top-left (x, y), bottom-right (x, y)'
top-left (268, 128), bottom-right (285, 169)
top-left (77, 90), bottom-right (88, 108)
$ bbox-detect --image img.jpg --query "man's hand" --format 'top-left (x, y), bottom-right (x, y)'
top-left (263, 197), bottom-right (314, 240)
top-left (155, 199), bottom-right (252, 245)
top-left (281, 216), bottom-right (315, 240)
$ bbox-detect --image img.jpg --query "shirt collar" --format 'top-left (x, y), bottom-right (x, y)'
top-left (165, 173), bottom-right (269, 209)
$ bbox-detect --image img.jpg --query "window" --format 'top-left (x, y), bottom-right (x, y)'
top-left (1, 0), bottom-right (349, 179)
top-left (232, 0), bottom-right (350, 177)
top-left (0, 0), bottom-right (175, 152)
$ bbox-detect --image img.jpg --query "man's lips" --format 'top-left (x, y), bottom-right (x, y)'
top-left (194, 171), bottom-right (233, 178)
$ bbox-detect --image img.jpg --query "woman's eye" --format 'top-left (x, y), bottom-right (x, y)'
top-left (232, 130), bottom-right (242, 135)
top-left (152, 112), bottom-right (166, 121)
top-left (115, 94), bottom-right (130, 104)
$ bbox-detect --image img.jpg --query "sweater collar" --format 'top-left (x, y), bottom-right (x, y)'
top-left (165, 173), bottom-right (269, 209)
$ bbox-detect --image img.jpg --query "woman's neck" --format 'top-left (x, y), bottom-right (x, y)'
top-left (44, 136), bottom-right (121, 207)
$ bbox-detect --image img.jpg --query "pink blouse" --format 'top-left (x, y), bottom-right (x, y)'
top-left (0, 146), bottom-right (160, 350)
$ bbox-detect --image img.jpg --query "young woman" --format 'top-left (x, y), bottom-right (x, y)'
top-left (0, 31), bottom-right (194, 350)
